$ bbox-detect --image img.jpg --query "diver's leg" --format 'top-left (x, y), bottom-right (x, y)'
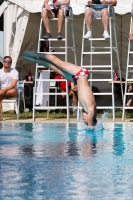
top-left (22, 51), bottom-right (81, 76)
top-left (22, 55), bottom-right (74, 82)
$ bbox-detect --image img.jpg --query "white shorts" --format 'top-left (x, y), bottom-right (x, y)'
top-left (85, 7), bottom-right (107, 20)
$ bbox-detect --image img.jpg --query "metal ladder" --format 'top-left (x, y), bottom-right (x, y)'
top-left (122, 12), bottom-right (133, 121)
top-left (77, 4), bottom-right (123, 122)
top-left (33, 6), bottom-right (77, 121)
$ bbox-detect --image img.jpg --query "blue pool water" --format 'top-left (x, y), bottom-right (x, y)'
top-left (0, 122), bottom-right (133, 199)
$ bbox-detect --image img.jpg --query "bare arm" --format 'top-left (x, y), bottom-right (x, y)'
top-left (55, 0), bottom-right (70, 6)
top-left (87, 0), bottom-right (117, 6)
top-left (87, 105), bottom-right (96, 126)
top-left (102, 0), bottom-right (117, 6)
top-left (44, 0), bottom-right (49, 5)
top-left (87, 0), bottom-right (94, 5)
top-left (44, 0), bottom-right (51, 11)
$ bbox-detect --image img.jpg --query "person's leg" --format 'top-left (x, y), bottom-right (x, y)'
top-left (69, 90), bottom-right (77, 107)
top-left (22, 54), bottom-right (74, 82)
top-left (84, 8), bottom-right (94, 39)
top-left (57, 8), bottom-right (65, 34)
top-left (58, 90), bottom-right (66, 113)
top-left (0, 89), bottom-right (17, 119)
top-left (42, 9), bottom-right (55, 38)
top-left (129, 21), bottom-right (133, 40)
top-left (22, 51), bottom-right (82, 78)
top-left (126, 98), bottom-right (132, 107)
top-left (84, 8), bottom-right (93, 32)
top-left (128, 22), bottom-right (133, 40)
top-left (69, 90), bottom-right (78, 115)
top-left (128, 33), bottom-right (133, 40)
top-left (4, 89), bottom-right (18, 97)
top-left (101, 8), bottom-right (109, 31)
top-left (126, 88), bottom-right (133, 106)
top-left (61, 92), bottom-right (66, 106)
top-left (101, 8), bottom-right (110, 39)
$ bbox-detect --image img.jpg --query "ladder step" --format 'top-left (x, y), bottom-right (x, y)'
top-left (96, 106), bottom-right (113, 109)
top-left (125, 92), bottom-right (133, 95)
top-left (128, 65), bottom-right (133, 68)
top-left (35, 79), bottom-right (67, 81)
top-left (49, 18), bottom-right (73, 21)
top-left (82, 65), bottom-right (111, 68)
top-left (34, 106), bottom-right (68, 109)
top-left (123, 107), bottom-right (133, 109)
top-left (37, 52), bottom-right (66, 54)
top-left (48, 47), bottom-right (75, 49)
top-left (129, 51), bottom-right (133, 54)
top-left (82, 52), bottom-right (111, 54)
top-left (91, 47), bottom-right (116, 49)
top-left (89, 79), bottom-right (112, 81)
top-left (78, 106), bottom-right (114, 109)
top-left (108, 81), bottom-right (125, 83)
top-left (126, 79), bottom-right (133, 82)
top-left (93, 93), bottom-right (113, 95)
top-left (36, 66), bottom-right (47, 69)
top-left (89, 70), bottom-right (111, 72)
top-left (39, 39), bottom-right (66, 41)
top-left (88, 38), bottom-right (107, 41)
top-left (35, 93), bottom-right (66, 95)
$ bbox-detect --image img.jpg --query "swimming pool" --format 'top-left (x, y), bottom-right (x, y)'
top-left (0, 123), bottom-right (133, 199)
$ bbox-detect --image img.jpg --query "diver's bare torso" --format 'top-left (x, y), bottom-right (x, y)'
top-left (77, 76), bottom-right (96, 114)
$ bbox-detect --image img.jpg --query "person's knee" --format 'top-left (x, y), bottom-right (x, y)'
top-left (61, 92), bottom-right (66, 99)
top-left (6, 89), bottom-right (17, 97)
top-left (42, 10), bottom-right (48, 19)
top-left (101, 8), bottom-right (108, 17)
top-left (58, 9), bottom-right (65, 18)
top-left (85, 9), bottom-right (93, 17)
top-left (69, 90), bottom-right (74, 96)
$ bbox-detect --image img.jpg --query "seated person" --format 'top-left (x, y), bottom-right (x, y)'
top-left (84, 0), bottom-right (117, 39)
top-left (42, 0), bottom-right (70, 39)
top-left (0, 56), bottom-right (18, 120)
top-left (55, 74), bottom-right (78, 115)
top-left (128, 20), bottom-right (133, 40)
top-left (126, 84), bottom-right (133, 107)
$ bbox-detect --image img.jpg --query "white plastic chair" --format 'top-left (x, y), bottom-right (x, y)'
top-left (2, 81), bottom-right (27, 120)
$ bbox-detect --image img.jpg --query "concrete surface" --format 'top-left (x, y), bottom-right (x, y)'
top-left (1, 117), bottom-right (133, 123)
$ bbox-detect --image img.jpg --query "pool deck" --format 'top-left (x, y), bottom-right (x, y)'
top-left (1, 117), bottom-right (133, 123)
